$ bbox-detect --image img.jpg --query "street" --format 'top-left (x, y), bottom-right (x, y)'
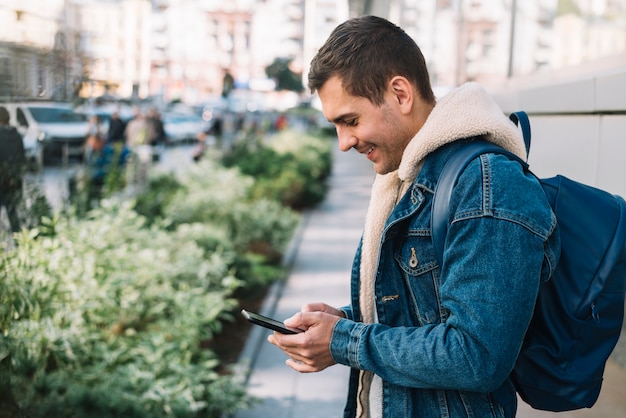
top-left (28, 143), bottom-right (197, 212)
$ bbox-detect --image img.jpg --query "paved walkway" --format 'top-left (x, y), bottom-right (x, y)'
top-left (235, 145), bottom-right (374, 418)
top-left (234, 144), bottom-right (626, 418)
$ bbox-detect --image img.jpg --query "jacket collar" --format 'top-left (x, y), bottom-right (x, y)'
top-left (398, 82), bottom-right (527, 183)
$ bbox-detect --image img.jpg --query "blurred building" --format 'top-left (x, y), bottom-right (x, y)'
top-left (0, 0), bottom-right (82, 100)
top-left (150, 1), bottom-right (253, 104)
top-left (1, 0), bottom-right (625, 105)
top-left (552, 0), bottom-right (626, 69)
top-left (0, 0), bottom-right (153, 102)
top-left (79, 0), bottom-right (153, 100)
top-left (344, 0), bottom-right (558, 90)
top-left (341, 0), bottom-right (626, 91)
top-left (99, 0), bottom-right (311, 104)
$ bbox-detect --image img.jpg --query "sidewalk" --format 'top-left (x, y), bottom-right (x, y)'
top-left (235, 145), bottom-right (373, 418)
top-left (234, 145), bottom-right (626, 418)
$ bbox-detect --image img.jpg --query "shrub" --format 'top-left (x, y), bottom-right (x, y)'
top-left (222, 129), bottom-right (333, 210)
top-left (163, 159), bottom-right (300, 267)
top-left (0, 178), bottom-right (52, 245)
top-left (133, 172), bottom-right (182, 225)
top-left (0, 200), bottom-right (249, 417)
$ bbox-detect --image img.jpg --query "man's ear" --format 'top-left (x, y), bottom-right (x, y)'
top-left (389, 76), bottom-right (413, 114)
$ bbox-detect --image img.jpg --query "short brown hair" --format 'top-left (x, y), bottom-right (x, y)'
top-left (308, 15), bottom-right (435, 106)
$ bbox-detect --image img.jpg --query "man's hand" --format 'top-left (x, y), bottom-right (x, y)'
top-left (268, 303), bottom-right (345, 373)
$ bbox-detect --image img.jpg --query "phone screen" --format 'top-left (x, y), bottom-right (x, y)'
top-left (241, 309), bottom-right (302, 334)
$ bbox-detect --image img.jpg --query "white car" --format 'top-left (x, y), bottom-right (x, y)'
top-left (3, 102), bottom-right (90, 167)
top-left (163, 113), bottom-right (208, 144)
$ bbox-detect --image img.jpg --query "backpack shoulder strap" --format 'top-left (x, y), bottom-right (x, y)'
top-left (431, 140), bottom-right (526, 267)
top-left (432, 111), bottom-right (532, 266)
top-left (509, 111), bottom-right (531, 158)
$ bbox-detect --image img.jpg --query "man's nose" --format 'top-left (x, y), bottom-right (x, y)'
top-left (336, 127), bottom-right (357, 152)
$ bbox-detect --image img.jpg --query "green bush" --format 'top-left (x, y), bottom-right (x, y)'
top-left (1, 200), bottom-right (249, 417)
top-left (133, 172), bottom-right (182, 225)
top-left (222, 129), bottom-right (333, 210)
top-left (162, 159), bottom-right (300, 265)
top-left (0, 178), bottom-right (52, 244)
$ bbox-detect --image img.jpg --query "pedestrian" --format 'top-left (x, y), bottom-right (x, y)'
top-left (84, 114), bottom-right (105, 161)
top-left (268, 16), bottom-right (560, 418)
top-left (146, 107), bottom-right (166, 146)
top-left (0, 106), bottom-right (26, 233)
top-left (107, 110), bottom-right (127, 143)
top-left (124, 107), bottom-right (154, 187)
top-left (146, 107), bottom-right (166, 162)
top-left (124, 107), bottom-right (153, 148)
top-left (193, 114), bottom-right (222, 162)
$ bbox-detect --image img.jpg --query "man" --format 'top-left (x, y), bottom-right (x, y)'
top-left (268, 16), bottom-right (560, 418)
top-left (146, 107), bottom-right (166, 146)
top-left (125, 107), bottom-right (153, 148)
top-left (0, 106), bottom-right (26, 233)
top-left (107, 110), bottom-right (127, 143)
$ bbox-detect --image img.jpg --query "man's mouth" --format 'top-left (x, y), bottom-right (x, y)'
top-left (366, 146), bottom-right (375, 155)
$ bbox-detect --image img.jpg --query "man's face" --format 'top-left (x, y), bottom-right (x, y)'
top-left (318, 76), bottom-right (413, 175)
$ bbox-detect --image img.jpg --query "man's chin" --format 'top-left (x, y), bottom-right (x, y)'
top-left (373, 164), bottom-right (393, 175)
top-left (370, 157), bottom-right (398, 174)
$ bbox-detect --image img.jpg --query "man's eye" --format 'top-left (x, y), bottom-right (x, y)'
top-left (345, 119), bottom-right (357, 127)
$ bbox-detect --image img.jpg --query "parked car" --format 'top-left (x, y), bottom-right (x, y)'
top-left (3, 102), bottom-right (90, 167)
top-left (162, 112), bottom-right (208, 144)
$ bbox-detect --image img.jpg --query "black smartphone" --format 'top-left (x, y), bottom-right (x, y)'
top-left (241, 309), bottom-right (303, 335)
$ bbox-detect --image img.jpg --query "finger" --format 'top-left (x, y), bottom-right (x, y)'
top-left (285, 310), bottom-right (333, 328)
top-left (301, 303), bottom-right (345, 318)
top-left (286, 358), bottom-right (320, 373)
top-left (268, 330), bottom-right (303, 351)
top-left (301, 302), bottom-right (327, 313)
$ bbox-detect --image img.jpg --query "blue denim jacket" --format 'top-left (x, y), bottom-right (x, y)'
top-left (331, 141), bottom-right (560, 418)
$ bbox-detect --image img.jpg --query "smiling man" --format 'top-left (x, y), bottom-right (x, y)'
top-left (268, 15), bottom-right (560, 418)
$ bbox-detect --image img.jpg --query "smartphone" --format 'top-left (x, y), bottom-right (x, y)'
top-left (241, 309), bottom-right (303, 335)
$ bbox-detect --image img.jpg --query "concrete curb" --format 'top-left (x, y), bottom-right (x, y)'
top-left (233, 210), bottom-right (312, 387)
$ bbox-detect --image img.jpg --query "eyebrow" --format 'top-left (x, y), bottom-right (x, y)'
top-left (329, 113), bottom-right (358, 125)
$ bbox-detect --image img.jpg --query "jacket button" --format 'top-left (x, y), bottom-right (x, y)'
top-left (409, 247), bottom-right (418, 268)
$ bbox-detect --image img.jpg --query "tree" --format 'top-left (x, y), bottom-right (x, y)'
top-left (265, 57), bottom-right (303, 92)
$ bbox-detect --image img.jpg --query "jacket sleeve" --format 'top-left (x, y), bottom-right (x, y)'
top-left (339, 305), bottom-right (354, 321)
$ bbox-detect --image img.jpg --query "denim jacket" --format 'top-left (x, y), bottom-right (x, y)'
top-left (330, 139), bottom-right (560, 418)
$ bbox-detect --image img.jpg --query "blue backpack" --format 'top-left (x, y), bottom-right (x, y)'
top-left (431, 111), bottom-right (626, 411)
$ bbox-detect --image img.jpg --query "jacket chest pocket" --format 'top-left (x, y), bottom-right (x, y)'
top-left (394, 235), bottom-right (445, 325)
